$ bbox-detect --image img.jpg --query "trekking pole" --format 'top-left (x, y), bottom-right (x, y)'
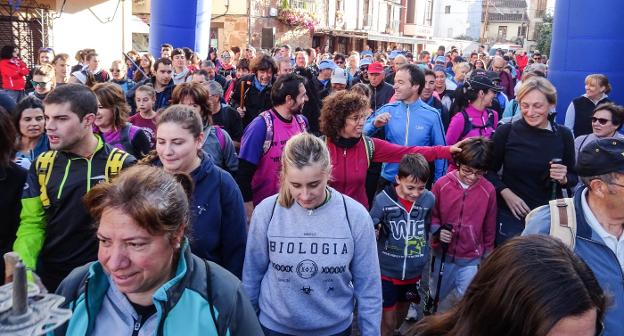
top-left (550, 158), bottom-right (562, 200)
top-left (424, 224), bottom-right (452, 316)
top-left (122, 52), bottom-right (148, 79)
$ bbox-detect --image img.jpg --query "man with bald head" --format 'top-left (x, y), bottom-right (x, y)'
top-left (491, 56), bottom-right (515, 99)
top-left (385, 54), bottom-right (408, 85)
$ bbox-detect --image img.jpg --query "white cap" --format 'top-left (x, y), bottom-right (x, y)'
top-left (331, 68), bottom-right (348, 85)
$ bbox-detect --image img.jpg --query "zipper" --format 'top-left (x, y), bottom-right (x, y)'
top-left (343, 148), bottom-right (347, 192)
top-left (132, 317), bottom-right (141, 336)
top-left (404, 104), bottom-right (410, 146)
top-left (402, 202), bottom-right (415, 280)
top-left (451, 190), bottom-right (468, 262)
top-left (84, 277), bottom-right (91, 336)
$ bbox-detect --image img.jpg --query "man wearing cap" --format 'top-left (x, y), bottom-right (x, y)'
top-left (330, 68), bottom-right (348, 92)
top-left (312, 59), bottom-right (335, 94)
top-left (352, 58), bottom-right (371, 85)
top-left (523, 138), bottom-right (624, 335)
top-left (367, 61), bottom-right (395, 111)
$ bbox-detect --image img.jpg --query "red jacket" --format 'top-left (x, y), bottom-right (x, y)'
top-left (0, 58), bottom-right (29, 90)
top-left (515, 54), bottom-right (528, 74)
top-left (431, 172), bottom-right (497, 260)
top-left (327, 136), bottom-right (452, 208)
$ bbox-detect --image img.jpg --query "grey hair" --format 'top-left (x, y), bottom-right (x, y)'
top-left (200, 60), bottom-right (215, 68)
top-left (207, 80), bottom-right (223, 98)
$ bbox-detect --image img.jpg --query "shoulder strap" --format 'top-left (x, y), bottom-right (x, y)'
top-left (486, 109), bottom-right (495, 128)
top-left (548, 198), bottom-right (577, 249)
top-left (362, 136), bottom-right (375, 168)
top-left (510, 99), bottom-right (519, 117)
top-left (459, 110), bottom-right (472, 140)
top-left (36, 150), bottom-right (58, 208)
top-left (105, 148), bottom-right (129, 182)
top-left (261, 111), bottom-right (274, 155)
top-left (203, 259), bottom-right (221, 335)
top-left (214, 125), bottom-right (226, 151)
top-left (294, 114), bottom-right (307, 132)
top-left (341, 194), bottom-right (353, 237)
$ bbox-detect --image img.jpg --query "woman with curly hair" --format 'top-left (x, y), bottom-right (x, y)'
top-left (320, 90), bottom-right (461, 208)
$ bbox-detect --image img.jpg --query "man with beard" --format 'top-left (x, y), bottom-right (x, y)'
top-left (237, 73), bottom-right (309, 219)
top-left (352, 59), bottom-right (371, 85)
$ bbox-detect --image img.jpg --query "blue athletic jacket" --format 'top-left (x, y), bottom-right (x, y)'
top-left (523, 188), bottom-right (624, 336)
top-left (364, 99), bottom-right (447, 181)
top-left (53, 241), bottom-right (263, 335)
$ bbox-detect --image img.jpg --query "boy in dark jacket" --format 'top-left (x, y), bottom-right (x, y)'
top-left (429, 137), bottom-right (496, 304)
top-left (370, 154), bottom-right (434, 336)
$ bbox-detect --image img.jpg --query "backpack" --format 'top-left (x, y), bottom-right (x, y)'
top-left (36, 148), bottom-right (129, 208)
top-left (322, 135), bottom-right (375, 168)
top-left (106, 123), bottom-right (137, 157)
top-left (526, 198), bottom-right (577, 249)
top-left (458, 109), bottom-right (496, 140)
top-left (260, 110), bottom-right (307, 154)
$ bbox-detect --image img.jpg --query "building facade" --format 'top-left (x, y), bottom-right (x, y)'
top-left (480, 0), bottom-right (529, 45)
top-left (433, 0), bottom-right (482, 41)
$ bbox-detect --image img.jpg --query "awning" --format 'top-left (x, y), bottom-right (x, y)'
top-left (366, 33), bottom-right (429, 45)
top-left (314, 29), bottom-right (368, 39)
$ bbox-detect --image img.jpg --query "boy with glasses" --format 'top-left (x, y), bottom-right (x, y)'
top-left (428, 137), bottom-right (496, 308)
top-left (29, 64), bottom-right (55, 100)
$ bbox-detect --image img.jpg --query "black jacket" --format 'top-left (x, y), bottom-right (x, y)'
top-left (369, 82), bottom-right (395, 111)
top-left (229, 74), bottom-right (274, 127)
top-left (0, 162), bottom-right (27, 279)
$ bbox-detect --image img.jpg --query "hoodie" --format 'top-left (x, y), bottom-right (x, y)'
top-left (370, 184), bottom-right (435, 280)
top-left (430, 172), bottom-right (497, 261)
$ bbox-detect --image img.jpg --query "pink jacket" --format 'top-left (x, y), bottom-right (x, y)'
top-left (431, 171), bottom-right (497, 260)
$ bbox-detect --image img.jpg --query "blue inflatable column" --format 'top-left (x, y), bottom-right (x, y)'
top-left (549, 0), bottom-right (622, 124)
top-left (149, 0), bottom-right (212, 58)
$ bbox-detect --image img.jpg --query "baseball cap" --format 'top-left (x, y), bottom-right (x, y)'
top-left (361, 50), bottom-right (374, 57)
top-left (368, 62), bottom-right (384, 74)
top-left (576, 138), bottom-right (624, 177)
top-left (434, 56), bottom-right (446, 64)
top-left (318, 59), bottom-right (336, 71)
top-left (331, 68), bottom-right (348, 85)
top-left (465, 75), bottom-right (502, 92)
top-left (359, 58), bottom-right (372, 67)
top-left (389, 50), bottom-right (402, 60)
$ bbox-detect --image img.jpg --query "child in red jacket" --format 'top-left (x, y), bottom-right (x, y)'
top-left (429, 137), bottom-right (497, 305)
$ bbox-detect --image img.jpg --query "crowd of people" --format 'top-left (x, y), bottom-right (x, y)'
top-left (0, 41), bottom-right (621, 336)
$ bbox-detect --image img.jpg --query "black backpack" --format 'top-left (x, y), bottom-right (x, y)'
top-left (458, 109), bottom-right (496, 140)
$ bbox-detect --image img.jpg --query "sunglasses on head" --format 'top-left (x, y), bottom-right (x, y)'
top-left (592, 117), bottom-right (611, 125)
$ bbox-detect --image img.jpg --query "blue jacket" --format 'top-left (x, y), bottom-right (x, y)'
top-left (364, 99), bottom-right (447, 181)
top-left (153, 153), bottom-right (247, 278)
top-left (54, 241), bottom-right (263, 335)
top-left (523, 188), bottom-right (624, 335)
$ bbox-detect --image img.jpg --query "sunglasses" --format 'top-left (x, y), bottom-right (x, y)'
top-left (30, 80), bottom-right (49, 87)
top-left (591, 117), bottom-right (611, 125)
top-left (221, 55), bottom-right (231, 59)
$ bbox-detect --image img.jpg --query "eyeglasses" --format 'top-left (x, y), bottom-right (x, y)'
top-left (591, 117), bottom-right (611, 125)
top-left (347, 113), bottom-right (369, 122)
top-left (335, 61), bottom-right (345, 65)
top-left (459, 166), bottom-right (485, 177)
top-left (533, 57), bottom-right (541, 60)
top-left (30, 80), bottom-right (49, 87)
top-left (221, 55), bottom-right (231, 59)
top-left (359, 66), bottom-right (369, 71)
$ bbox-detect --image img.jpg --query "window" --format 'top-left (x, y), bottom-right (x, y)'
top-left (445, 5), bottom-right (451, 14)
top-left (424, 0), bottom-right (433, 26)
top-left (406, 0), bottom-right (415, 24)
top-left (290, 0), bottom-right (305, 9)
top-left (497, 26), bottom-right (508, 40)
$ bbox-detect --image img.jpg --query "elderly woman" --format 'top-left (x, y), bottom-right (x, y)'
top-left (55, 165), bottom-right (262, 335)
top-left (320, 90), bottom-right (459, 208)
top-left (574, 103), bottom-right (624, 158)
top-left (486, 77), bottom-right (577, 245)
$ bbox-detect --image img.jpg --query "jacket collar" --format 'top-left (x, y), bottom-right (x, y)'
top-left (574, 186), bottom-right (597, 240)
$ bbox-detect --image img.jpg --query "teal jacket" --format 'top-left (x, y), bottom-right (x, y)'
top-left (53, 241), bottom-right (262, 335)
